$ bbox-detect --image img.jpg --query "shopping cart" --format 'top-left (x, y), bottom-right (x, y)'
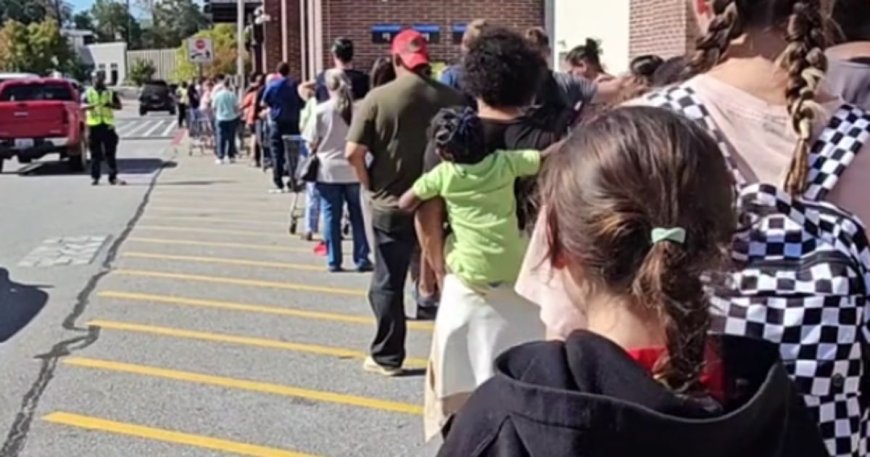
top-left (283, 135), bottom-right (306, 235)
top-left (188, 110), bottom-right (215, 156)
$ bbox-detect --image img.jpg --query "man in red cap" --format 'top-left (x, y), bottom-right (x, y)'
top-left (346, 29), bottom-right (465, 376)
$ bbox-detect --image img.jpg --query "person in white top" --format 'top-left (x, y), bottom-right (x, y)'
top-left (302, 69), bottom-right (372, 273)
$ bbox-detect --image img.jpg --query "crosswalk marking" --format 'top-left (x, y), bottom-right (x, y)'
top-left (127, 237), bottom-right (313, 253)
top-left (96, 291), bottom-right (434, 331)
top-left (122, 252), bottom-right (326, 271)
top-left (62, 357), bottom-right (424, 415)
top-left (87, 319), bottom-right (428, 367)
top-left (115, 119), bottom-right (176, 139)
top-left (140, 216), bottom-right (290, 228)
top-left (43, 412), bottom-right (317, 457)
top-left (148, 206), bottom-right (288, 217)
top-left (114, 269), bottom-right (366, 295)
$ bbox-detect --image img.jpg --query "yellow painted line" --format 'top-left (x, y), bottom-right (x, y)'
top-left (127, 237), bottom-right (312, 253)
top-left (87, 319), bottom-right (427, 367)
top-left (136, 225), bottom-right (286, 239)
top-left (62, 357), bottom-right (423, 415)
top-left (122, 252), bottom-right (326, 272)
top-left (96, 291), bottom-right (434, 331)
top-left (141, 216), bottom-right (289, 227)
top-left (149, 206), bottom-right (277, 217)
top-left (114, 269), bottom-right (366, 296)
top-left (43, 412), bottom-right (316, 457)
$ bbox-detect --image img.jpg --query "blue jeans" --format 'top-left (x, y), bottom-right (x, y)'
top-left (216, 118), bottom-right (239, 159)
top-left (306, 182), bottom-right (321, 234)
top-left (316, 182), bottom-right (371, 269)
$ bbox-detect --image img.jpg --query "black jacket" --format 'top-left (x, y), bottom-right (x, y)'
top-left (438, 331), bottom-right (828, 457)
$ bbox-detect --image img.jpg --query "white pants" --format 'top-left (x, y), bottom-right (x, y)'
top-left (424, 274), bottom-right (544, 439)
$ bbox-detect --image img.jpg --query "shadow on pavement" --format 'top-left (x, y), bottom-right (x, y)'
top-left (0, 269), bottom-right (49, 343)
top-left (15, 158), bottom-right (176, 177)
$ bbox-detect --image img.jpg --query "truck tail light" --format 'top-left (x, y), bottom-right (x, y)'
top-left (61, 109), bottom-right (69, 126)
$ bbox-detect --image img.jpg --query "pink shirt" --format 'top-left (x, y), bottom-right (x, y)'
top-left (517, 74), bottom-right (870, 339)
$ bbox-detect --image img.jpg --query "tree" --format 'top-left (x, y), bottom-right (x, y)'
top-left (0, 0), bottom-right (71, 26)
top-left (0, 19), bottom-right (77, 76)
top-left (72, 11), bottom-right (94, 31)
top-left (174, 25), bottom-right (247, 82)
top-left (90, 0), bottom-right (142, 47)
top-left (150, 0), bottom-right (206, 48)
top-left (127, 58), bottom-right (156, 85)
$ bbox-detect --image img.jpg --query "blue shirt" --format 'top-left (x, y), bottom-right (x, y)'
top-left (262, 76), bottom-right (302, 129)
top-left (212, 89), bottom-right (239, 122)
top-left (440, 64), bottom-right (463, 91)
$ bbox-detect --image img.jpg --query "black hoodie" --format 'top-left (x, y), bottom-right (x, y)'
top-left (438, 331), bottom-right (828, 457)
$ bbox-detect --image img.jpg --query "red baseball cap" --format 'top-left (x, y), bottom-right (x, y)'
top-left (391, 29), bottom-right (430, 70)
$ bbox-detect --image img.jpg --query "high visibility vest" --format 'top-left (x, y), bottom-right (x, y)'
top-left (85, 88), bottom-right (115, 127)
top-left (177, 87), bottom-right (188, 103)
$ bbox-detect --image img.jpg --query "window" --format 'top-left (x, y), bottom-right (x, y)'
top-left (0, 83), bottom-right (74, 101)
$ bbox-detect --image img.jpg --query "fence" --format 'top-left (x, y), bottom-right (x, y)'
top-left (126, 49), bottom-right (178, 82)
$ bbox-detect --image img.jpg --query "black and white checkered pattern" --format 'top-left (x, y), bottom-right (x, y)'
top-left (648, 85), bottom-right (870, 457)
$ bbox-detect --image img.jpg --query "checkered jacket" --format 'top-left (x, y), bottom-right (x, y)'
top-left (648, 85), bottom-right (870, 457)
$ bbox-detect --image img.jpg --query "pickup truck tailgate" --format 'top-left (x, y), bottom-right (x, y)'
top-left (0, 101), bottom-right (68, 138)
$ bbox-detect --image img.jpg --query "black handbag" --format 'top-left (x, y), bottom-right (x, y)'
top-left (296, 152), bottom-right (320, 183)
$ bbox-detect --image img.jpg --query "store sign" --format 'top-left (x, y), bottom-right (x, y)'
top-left (371, 24), bottom-right (402, 44)
top-left (413, 24), bottom-right (440, 44)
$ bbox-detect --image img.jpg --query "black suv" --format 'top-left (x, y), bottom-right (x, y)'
top-left (138, 80), bottom-right (175, 116)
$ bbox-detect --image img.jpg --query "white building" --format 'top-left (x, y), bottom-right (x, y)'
top-left (546, 0), bottom-right (632, 75)
top-left (85, 43), bottom-right (128, 85)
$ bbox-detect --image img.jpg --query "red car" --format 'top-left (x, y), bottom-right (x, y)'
top-left (0, 78), bottom-right (87, 173)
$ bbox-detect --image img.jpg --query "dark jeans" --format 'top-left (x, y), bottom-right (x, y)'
top-left (216, 118), bottom-right (239, 159)
top-left (268, 120), bottom-right (298, 190)
top-left (177, 103), bottom-right (187, 127)
top-left (316, 182), bottom-right (370, 269)
top-left (368, 211), bottom-right (417, 368)
top-left (89, 124), bottom-right (119, 181)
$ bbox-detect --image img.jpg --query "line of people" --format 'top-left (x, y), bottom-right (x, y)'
top-left (187, 1), bottom-right (870, 453)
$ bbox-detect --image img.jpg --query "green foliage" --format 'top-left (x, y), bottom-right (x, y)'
top-left (72, 11), bottom-right (95, 31)
top-left (128, 58), bottom-right (156, 85)
top-left (174, 25), bottom-right (247, 82)
top-left (0, 19), bottom-right (77, 76)
top-left (0, 0), bottom-right (70, 26)
top-left (90, 0), bottom-right (143, 48)
top-left (150, 0), bottom-right (206, 48)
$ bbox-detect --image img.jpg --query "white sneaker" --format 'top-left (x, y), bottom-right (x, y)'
top-left (215, 158), bottom-right (223, 165)
top-left (268, 188), bottom-right (284, 194)
top-left (362, 356), bottom-right (403, 377)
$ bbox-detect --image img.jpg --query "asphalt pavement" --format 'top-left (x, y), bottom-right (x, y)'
top-left (0, 108), bottom-right (430, 457)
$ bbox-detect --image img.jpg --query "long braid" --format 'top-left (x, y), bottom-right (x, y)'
top-left (783, 0), bottom-right (828, 195)
top-left (685, 0), bottom-right (743, 77)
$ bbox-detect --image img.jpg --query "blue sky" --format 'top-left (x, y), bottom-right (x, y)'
top-left (70, 0), bottom-right (93, 12)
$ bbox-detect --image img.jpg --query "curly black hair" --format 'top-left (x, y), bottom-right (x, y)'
top-left (431, 107), bottom-right (486, 165)
top-left (462, 27), bottom-right (546, 109)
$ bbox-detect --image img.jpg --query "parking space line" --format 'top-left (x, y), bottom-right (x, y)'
top-left (127, 237), bottom-right (312, 253)
top-left (43, 412), bottom-right (316, 457)
top-left (62, 357), bottom-right (424, 415)
top-left (114, 269), bottom-right (366, 296)
top-left (96, 291), bottom-right (434, 331)
top-left (147, 207), bottom-right (279, 217)
top-left (140, 216), bottom-right (289, 228)
top-left (87, 319), bottom-right (428, 367)
top-left (136, 225), bottom-right (288, 239)
top-left (122, 252), bottom-right (326, 271)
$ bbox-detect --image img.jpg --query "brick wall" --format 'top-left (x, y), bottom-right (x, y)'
top-left (321, 0), bottom-right (544, 71)
top-left (629, 0), bottom-right (694, 60)
top-left (263, 0), bottom-right (302, 76)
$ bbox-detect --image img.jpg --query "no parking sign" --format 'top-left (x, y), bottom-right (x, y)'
top-left (188, 38), bottom-right (214, 64)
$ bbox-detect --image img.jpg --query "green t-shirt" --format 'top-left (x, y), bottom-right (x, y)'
top-left (412, 149), bottom-right (542, 286)
top-left (346, 73), bottom-right (465, 214)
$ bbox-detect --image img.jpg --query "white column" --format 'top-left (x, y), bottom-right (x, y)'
top-left (281, 0), bottom-right (288, 62)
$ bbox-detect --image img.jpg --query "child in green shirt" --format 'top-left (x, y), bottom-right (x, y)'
top-left (400, 107), bottom-right (547, 439)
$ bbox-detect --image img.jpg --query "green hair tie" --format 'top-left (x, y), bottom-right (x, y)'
top-left (651, 227), bottom-right (686, 245)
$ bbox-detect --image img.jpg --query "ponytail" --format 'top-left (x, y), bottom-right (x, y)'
top-left (324, 69), bottom-right (354, 125)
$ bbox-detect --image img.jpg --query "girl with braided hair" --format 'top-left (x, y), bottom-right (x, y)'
top-left (438, 107), bottom-right (828, 457)
top-left (516, 1), bottom-right (870, 455)
top-left (399, 106), bottom-right (549, 440)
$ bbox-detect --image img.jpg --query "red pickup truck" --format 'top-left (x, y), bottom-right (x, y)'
top-left (0, 78), bottom-right (87, 173)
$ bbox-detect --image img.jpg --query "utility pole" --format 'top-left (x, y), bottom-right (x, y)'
top-left (236, 0), bottom-right (244, 94)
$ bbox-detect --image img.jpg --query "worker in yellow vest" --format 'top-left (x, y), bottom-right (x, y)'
top-left (82, 71), bottom-right (122, 185)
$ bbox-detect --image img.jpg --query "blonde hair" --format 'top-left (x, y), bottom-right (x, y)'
top-left (462, 19), bottom-right (489, 49)
top-left (324, 68), bottom-right (353, 125)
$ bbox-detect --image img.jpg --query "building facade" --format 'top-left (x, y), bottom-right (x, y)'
top-left (258, 0), bottom-right (698, 80)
